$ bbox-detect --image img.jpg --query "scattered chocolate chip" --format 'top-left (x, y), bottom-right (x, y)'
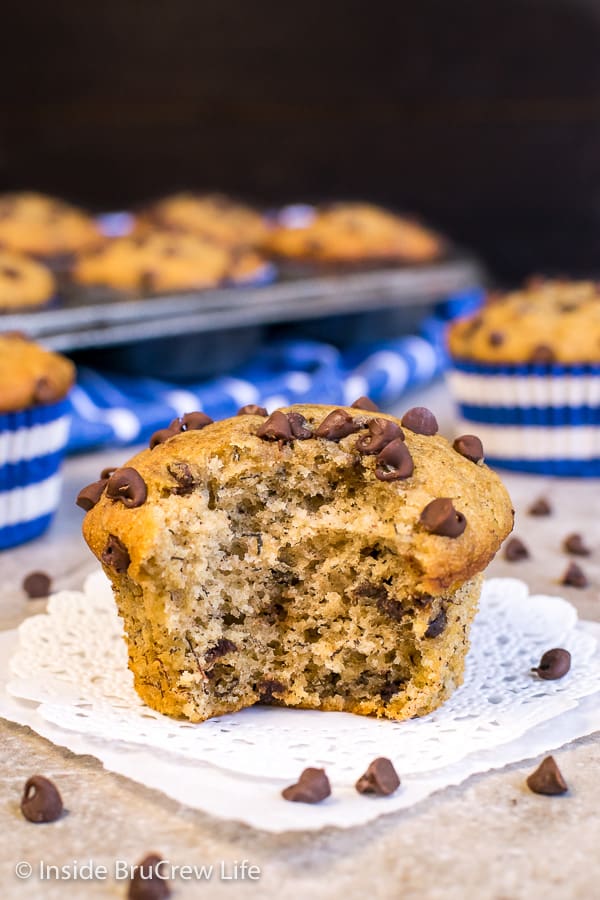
top-left (504, 537), bottom-right (530, 562)
top-left (76, 478), bottom-right (108, 511)
top-left (528, 497), bottom-right (552, 516)
top-left (351, 396), bottom-right (379, 411)
top-left (237, 404), bottom-right (268, 416)
top-left (257, 410), bottom-right (293, 441)
top-left (563, 533), bottom-right (591, 556)
top-left (315, 409), bottom-right (360, 440)
top-left (356, 418), bottom-right (403, 455)
top-left (561, 561), bottom-right (589, 588)
top-left (424, 608), bottom-right (447, 638)
top-left (282, 768), bottom-right (331, 804)
top-left (375, 439), bottom-right (414, 481)
top-left (420, 498), bottom-right (466, 537)
top-left (33, 377), bottom-right (59, 405)
top-left (139, 270), bottom-right (157, 294)
top-left (530, 345), bottom-right (556, 364)
top-left (355, 757), bottom-right (400, 796)
top-left (166, 462), bottom-right (197, 495)
top-left (101, 535), bottom-right (130, 573)
top-left (401, 407), bottom-right (438, 436)
top-left (22, 571), bottom-right (52, 599)
top-left (258, 679), bottom-right (286, 702)
top-left (149, 426), bottom-right (179, 449)
top-left (20, 775), bottom-right (63, 823)
top-left (128, 853), bottom-right (170, 899)
top-left (100, 466), bottom-right (117, 480)
top-left (205, 638), bottom-right (237, 665)
top-left (181, 411), bottom-right (213, 430)
top-left (287, 411), bottom-right (313, 439)
top-left (532, 648), bottom-right (571, 680)
top-left (453, 434), bottom-right (484, 463)
top-left (2, 266), bottom-right (20, 279)
top-left (106, 467), bottom-right (147, 508)
top-left (376, 595), bottom-right (405, 622)
top-left (526, 756), bottom-right (568, 796)
top-left (488, 331), bottom-right (505, 347)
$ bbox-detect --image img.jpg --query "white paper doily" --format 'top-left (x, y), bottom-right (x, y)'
top-left (4, 569), bottom-right (600, 831)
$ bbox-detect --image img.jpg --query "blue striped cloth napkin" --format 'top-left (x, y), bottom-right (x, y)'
top-left (66, 290), bottom-right (482, 453)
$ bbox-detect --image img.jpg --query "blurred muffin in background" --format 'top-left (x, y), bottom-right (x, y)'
top-left (263, 202), bottom-right (443, 265)
top-left (0, 250), bottom-right (56, 310)
top-left (73, 230), bottom-right (270, 294)
top-left (136, 193), bottom-right (270, 249)
top-left (446, 278), bottom-right (600, 475)
top-left (0, 333), bottom-right (74, 549)
top-left (0, 192), bottom-right (101, 259)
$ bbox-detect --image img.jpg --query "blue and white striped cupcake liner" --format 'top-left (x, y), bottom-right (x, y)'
top-left (0, 398), bottom-right (71, 549)
top-left (447, 360), bottom-right (600, 476)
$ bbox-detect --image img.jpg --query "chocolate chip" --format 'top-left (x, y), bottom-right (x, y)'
top-left (22, 571), bottom-right (52, 599)
top-left (401, 407), bottom-right (438, 436)
top-left (424, 608), bottom-right (447, 638)
top-left (101, 535), bottom-right (130, 573)
top-left (420, 498), bottom-right (466, 537)
top-left (76, 478), bottom-right (108, 511)
top-left (33, 377), bottom-right (59, 405)
top-left (488, 331), bottom-right (505, 347)
top-left (258, 679), bottom-right (286, 702)
top-left (530, 344), bottom-right (556, 364)
top-left (532, 648), bottom-right (571, 680)
top-left (257, 410), bottom-right (293, 441)
top-left (375, 439), bottom-right (414, 481)
top-left (453, 434), bottom-right (484, 463)
top-left (351, 396), bottom-right (379, 411)
top-left (166, 462), bottom-right (197, 495)
top-left (128, 853), bottom-right (170, 899)
top-left (528, 497), bottom-right (552, 516)
top-left (149, 425), bottom-right (180, 449)
top-left (181, 411), bottom-right (213, 430)
top-left (282, 768), bottom-right (331, 804)
top-left (2, 265), bottom-right (20, 279)
top-left (139, 270), bottom-right (157, 293)
top-left (561, 561), bottom-right (589, 588)
top-left (106, 467), bottom-right (147, 508)
top-left (355, 418), bottom-right (403, 455)
top-left (563, 533), bottom-right (591, 556)
top-left (287, 411), bottom-right (313, 439)
top-left (504, 537), bottom-right (529, 562)
top-left (315, 409), bottom-right (360, 440)
top-left (376, 596), bottom-right (405, 622)
top-left (526, 756), bottom-right (568, 796)
top-left (355, 757), bottom-right (400, 796)
top-left (237, 404), bottom-right (268, 416)
top-left (20, 775), bottom-right (63, 823)
top-left (205, 638), bottom-right (237, 665)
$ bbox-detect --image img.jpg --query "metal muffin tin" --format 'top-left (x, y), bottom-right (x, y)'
top-left (0, 255), bottom-right (484, 354)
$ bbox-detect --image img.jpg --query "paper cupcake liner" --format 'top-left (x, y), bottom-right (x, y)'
top-left (447, 360), bottom-right (600, 476)
top-left (0, 398), bottom-right (71, 549)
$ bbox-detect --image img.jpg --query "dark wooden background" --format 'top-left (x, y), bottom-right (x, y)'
top-left (2, 0), bottom-right (600, 280)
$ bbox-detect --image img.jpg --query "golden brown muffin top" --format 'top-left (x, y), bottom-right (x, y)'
top-left (0, 250), bottom-right (56, 309)
top-left (0, 192), bottom-right (101, 257)
top-left (136, 193), bottom-right (270, 249)
top-left (80, 403), bottom-right (513, 595)
top-left (263, 203), bottom-right (443, 264)
top-left (0, 334), bottom-right (75, 412)
top-left (448, 279), bottom-right (600, 365)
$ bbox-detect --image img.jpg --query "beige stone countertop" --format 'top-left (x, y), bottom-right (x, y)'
top-left (1, 383), bottom-right (599, 899)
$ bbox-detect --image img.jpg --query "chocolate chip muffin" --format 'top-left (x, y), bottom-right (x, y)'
top-left (79, 404), bottom-right (512, 723)
top-left (0, 192), bottom-right (101, 258)
top-left (0, 250), bottom-right (55, 309)
top-left (136, 193), bottom-right (270, 249)
top-left (73, 230), bottom-right (267, 294)
top-left (0, 334), bottom-right (75, 549)
top-left (263, 203), bottom-right (443, 266)
top-left (447, 278), bottom-right (600, 475)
